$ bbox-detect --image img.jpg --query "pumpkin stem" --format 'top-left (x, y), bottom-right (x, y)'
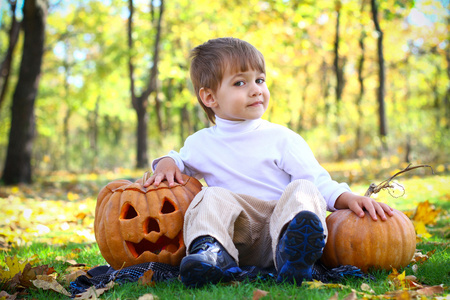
top-left (364, 164), bottom-right (434, 198)
top-left (142, 171), bottom-right (152, 184)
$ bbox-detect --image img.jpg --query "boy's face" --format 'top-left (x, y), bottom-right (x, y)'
top-left (200, 67), bottom-right (270, 122)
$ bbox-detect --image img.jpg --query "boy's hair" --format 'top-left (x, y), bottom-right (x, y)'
top-left (190, 37), bottom-right (266, 123)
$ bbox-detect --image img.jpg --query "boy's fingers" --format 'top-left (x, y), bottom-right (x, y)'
top-left (143, 178), bottom-right (153, 187)
top-left (175, 170), bottom-right (184, 185)
top-left (376, 204), bottom-right (387, 220)
top-left (383, 203), bottom-right (395, 216)
top-left (143, 174), bottom-right (156, 187)
top-left (153, 174), bottom-right (165, 186)
top-left (364, 202), bottom-right (378, 221)
top-left (349, 202), bottom-right (365, 218)
top-left (165, 173), bottom-right (175, 187)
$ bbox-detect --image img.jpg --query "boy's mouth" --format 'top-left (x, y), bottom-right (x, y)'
top-left (248, 100), bottom-right (263, 107)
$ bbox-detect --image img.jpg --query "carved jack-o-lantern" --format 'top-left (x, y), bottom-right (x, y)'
top-left (94, 173), bottom-right (202, 269)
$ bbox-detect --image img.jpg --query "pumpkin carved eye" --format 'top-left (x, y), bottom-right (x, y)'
top-left (161, 197), bottom-right (176, 214)
top-left (120, 203), bottom-right (138, 219)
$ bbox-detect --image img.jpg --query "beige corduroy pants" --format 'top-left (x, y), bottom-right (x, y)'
top-left (183, 179), bottom-right (328, 269)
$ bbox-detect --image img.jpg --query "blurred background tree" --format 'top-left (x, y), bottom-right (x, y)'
top-left (0, 0), bottom-right (448, 184)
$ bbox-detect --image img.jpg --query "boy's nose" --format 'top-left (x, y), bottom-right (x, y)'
top-left (249, 85), bottom-right (262, 97)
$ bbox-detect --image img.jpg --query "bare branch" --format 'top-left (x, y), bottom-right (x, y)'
top-left (364, 164), bottom-right (434, 197)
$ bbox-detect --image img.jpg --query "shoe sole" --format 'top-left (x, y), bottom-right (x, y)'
top-left (180, 257), bottom-right (230, 288)
top-left (277, 211), bottom-right (325, 284)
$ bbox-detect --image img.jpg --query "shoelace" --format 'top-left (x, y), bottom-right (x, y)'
top-left (189, 236), bottom-right (217, 253)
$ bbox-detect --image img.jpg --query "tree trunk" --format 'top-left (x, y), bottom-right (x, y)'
top-left (297, 63), bottom-right (311, 133)
top-left (444, 14), bottom-right (450, 130)
top-left (2, 0), bottom-right (47, 185)
top-left (370, 0), bottom-right (387, 148)
top-left (334, 0), bottom-right (344, 138)
top-left (128, 0), bottom-right (164, 169)
top-left (0, 0), bottom-right (21, 111)
top-left (355, 28), bottom-right (366, 157)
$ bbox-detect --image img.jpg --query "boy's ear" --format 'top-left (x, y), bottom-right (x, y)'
top-left (199, 87), bottom-right (218, 108)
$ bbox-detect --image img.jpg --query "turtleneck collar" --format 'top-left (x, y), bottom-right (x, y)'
top-left (214, 116), bottom-right (263, 135)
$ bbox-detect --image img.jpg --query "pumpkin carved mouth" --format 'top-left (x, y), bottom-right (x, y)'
top-left (126, 233), bottom-right (182, 258)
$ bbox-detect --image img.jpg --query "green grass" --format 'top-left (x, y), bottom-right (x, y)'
top-left (1, 172), bottom-right (449, 299)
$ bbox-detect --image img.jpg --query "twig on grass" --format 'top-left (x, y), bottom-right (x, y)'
top-left (364, 164), bottom-right (434, 198)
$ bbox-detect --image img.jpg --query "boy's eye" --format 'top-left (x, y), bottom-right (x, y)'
top-left (234, 81), bottom-right (245, 87)
top-left (256, 78), bottom-right (265, 84)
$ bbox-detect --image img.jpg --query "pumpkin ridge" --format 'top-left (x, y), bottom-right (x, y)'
top-left (95, 174), bottom-right (202, 269)
top-left (322, 208), bottom-right (416, 272)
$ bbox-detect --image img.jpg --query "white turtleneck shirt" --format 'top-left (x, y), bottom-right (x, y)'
top-left (152, 116), bottom-right (351, 211)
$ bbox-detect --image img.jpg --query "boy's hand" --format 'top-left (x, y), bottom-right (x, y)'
top-left (143, 157), bottom-right (184, 187)
top-left (334, 192), bottom-right (394, 221)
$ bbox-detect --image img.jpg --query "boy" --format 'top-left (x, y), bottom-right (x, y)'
top-left (144, 37), bottom-right (393, 287)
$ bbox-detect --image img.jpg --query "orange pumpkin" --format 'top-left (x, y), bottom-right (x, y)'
top-left (321, 209), bottom-right (416, 272)
top-left (94, 173), bottom-right (202, 269)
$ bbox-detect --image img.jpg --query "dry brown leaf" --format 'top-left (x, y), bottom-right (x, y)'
top-left (63, 270), bottom-right (88, 284)
top-left (32, 275), bottom-right (71, 296)
top-left (327, 292), bottom-right (339, 300)
top-left (138, 270), bottom-right (155, 286)
top-left (19, 263), bottom-right (49, 288)
top-left (252, 289), bottom-right (269, 300)
top-left (416, 285), bottom-right (444, 296)
top-left (388, 290), bottom-right (414, 300)
top-left (343, 291), bottom-right (357, 300)
top-left (74, 281), bottom-right (115, 299)
top-left (138, 294), bottom-right (159, 300)
top-left (0, 290), bottom-right (18, 300)
top-left (360, 283), bottom-right (375, 293)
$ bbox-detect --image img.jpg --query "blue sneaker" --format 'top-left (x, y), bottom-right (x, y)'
top-left (180, 236), bottom-right (240, 288)
top-left (276, 211), bottom-right (326, 284)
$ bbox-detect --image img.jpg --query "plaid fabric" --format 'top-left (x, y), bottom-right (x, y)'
top-left (70, 260), bottom-right (374, 296)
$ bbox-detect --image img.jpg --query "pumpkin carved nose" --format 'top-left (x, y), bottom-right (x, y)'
top-left (145, 217), bottom-right (160, 234)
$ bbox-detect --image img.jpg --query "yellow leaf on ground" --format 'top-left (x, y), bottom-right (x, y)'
top-left (0, 257), bottom-right (28, 281)
top-left (390, 290), bottom-right (414, 300)
top-left (414, 221), bottom-right (432, 239)
top-left (304, 279), bottom-right (346, 290)
top-left (413, 200), bottom-right (441, 226)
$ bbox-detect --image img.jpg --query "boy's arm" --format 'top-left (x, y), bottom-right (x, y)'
top-left (334, 192), bottom-right (394, 221)
top-left (143, 157), bottom-right (184, 187)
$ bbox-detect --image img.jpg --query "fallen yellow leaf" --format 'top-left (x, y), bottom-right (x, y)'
top-left (413, 200), bottom-right (441, 226)
top-left (0, 256), bottom-right (28, 281)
